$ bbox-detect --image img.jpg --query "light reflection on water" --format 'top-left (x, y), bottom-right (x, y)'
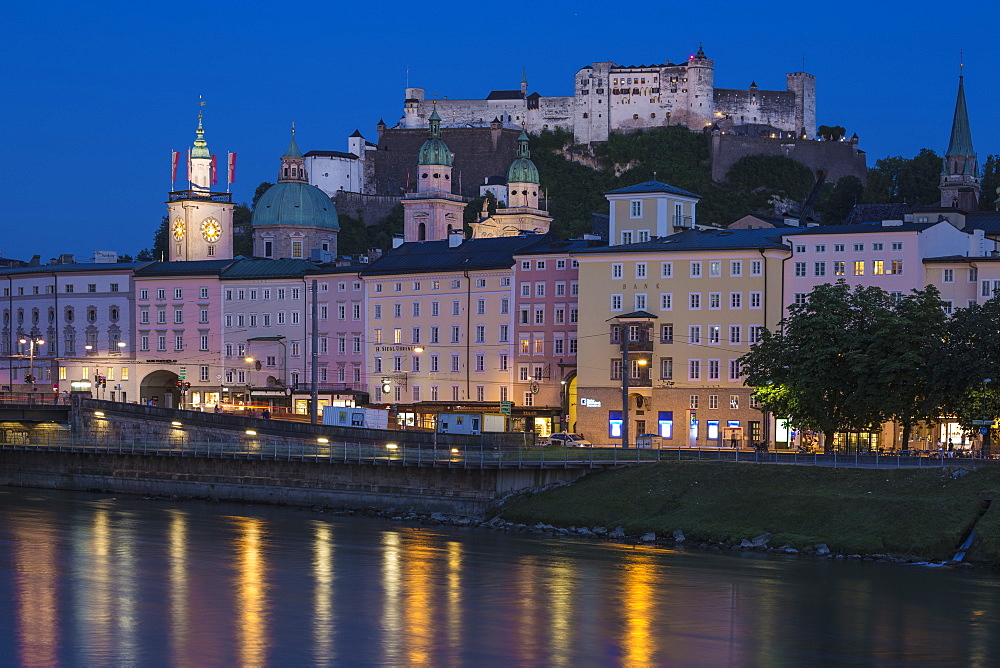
top-left (0, 488), bottom-right (998, 666)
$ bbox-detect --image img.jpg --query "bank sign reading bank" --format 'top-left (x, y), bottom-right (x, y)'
top-left (580, 398), bottom-right (602, 408)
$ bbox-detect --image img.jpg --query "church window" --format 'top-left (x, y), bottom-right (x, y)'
top-left (291, 241), bottom-right (303, 258)
top-left (264, 241), bottom-right (273, 257)
top-left (444, 174), bottom-right (449, 180)
top-left (421, 173), bottom-right (428, 179)
top-left (207, 245), bottom-right (216, 256)
top-left (418, 223), bottom-right (426, 241)
top-left (433, 173), bottom-right (440, 179)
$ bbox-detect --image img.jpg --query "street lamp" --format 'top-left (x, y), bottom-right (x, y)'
top-left (18, 336), bottom-right (44, 388)
top-left (983, 378), bottom-right (992, 454)
top-left (608, 312), bottom-right (657, 449)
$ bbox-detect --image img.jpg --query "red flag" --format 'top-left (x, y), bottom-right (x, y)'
top-left (227, 153), bottom-right (237, 184)
top-left (171, 151), bottom-right (179, 183)
top-left (210, 155), bottom-right (218, 185)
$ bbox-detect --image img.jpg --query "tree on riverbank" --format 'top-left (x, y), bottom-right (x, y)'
top-left (740, 282), bottom-right (959, 451)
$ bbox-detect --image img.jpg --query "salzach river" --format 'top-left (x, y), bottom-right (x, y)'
top-left (0, 489), bottom-right (996, 666)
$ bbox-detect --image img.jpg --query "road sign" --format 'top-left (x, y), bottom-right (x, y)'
top-left (972, 420), bottom-right (995, 426)
top-left (178, 368), bottom-right (187, 380)
top-left (500, 401), bottom-right (513, 415)
top-left (981, 427), bottom-right (989, 435)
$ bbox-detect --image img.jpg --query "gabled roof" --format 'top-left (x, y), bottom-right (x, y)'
top-left (573, 227), bottom-right (791, 254)
top-left (964, 212), bottom-right (1000, 234)
top-left (304, 150), bottom-right (358, 159)
top-left (605, 180), bottom-right (700, 199)
top-left (362, 235), bottom-right (552, 276)
top-left (615, 310), bottom-right (658, 320)
top-left (220, 258), bottom-right (322, 279)
top-left (134, 259), bottom-right (237, 277)
top-left (486, 90), bottom-right (524, 100)
top-left (0, 262), bottom-right (148, 277)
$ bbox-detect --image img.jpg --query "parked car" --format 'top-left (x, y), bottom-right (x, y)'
top-left (548, 433), bottom-right (593, 447)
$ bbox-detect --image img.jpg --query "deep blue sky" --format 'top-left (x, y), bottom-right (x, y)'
top-left (4, 0), bottom-right (999, 261)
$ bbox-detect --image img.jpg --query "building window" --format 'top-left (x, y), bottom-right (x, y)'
top-left (612, 263), bottom-right (623, 279)
top-left (689, 293), bottom-right (701, 310)
top-left (689, 359), bottom-right (701, 380)
top-left (834, 261), bottom-right (845, 276)
top-left (853, 261), bottom-right (865, 276)
top-left (750, 260), bottom-right (762, 276)
top-left (794, 262), bottom-right (806, 277)
top-left (690, 261), bottom-right (701, 278)
top-left (814, 262), bottom-right (826, 277)
top-left (635, 263), bottom-right (647, 279)
top-left (943, 269), bottom-right (955, 283)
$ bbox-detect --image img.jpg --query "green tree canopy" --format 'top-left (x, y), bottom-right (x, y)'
top-left (817, 125), bottom-right (847, 141)
top-left (863, 148), bottom-right (941, 205)
top-left (725, 154), bottom-right (815, 204)
top-left (740, 281), bottom-right (901, 451)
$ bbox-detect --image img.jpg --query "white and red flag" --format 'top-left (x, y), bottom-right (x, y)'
top-left (227, 153), bottom-right (237, 184)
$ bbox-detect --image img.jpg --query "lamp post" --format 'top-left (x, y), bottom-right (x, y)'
top-left (609, 312), bottom-right (656, 450)
top-left (983, 378), bottom-right (992, 454)
top-left (19, 336), bottom-right (44, 390)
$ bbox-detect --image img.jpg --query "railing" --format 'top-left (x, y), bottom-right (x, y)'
top-left (168, 190), bottom-right (233, 203)
top-left (672, 215), bottom-right (692, 227)
top-left (3, 435), bottom-right (998, 470)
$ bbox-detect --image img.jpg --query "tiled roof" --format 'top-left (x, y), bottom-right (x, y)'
top-left (573, 227), bottom-right (791, 254)
top-left (134, 259), bottom-right (237, 277)
top-left (304, 150), bottom-right (358, 159)
top-left (362, 235), bottom-right (551, 276)
top-left (843, 203), bottom-right (912, 226)
top-left (514, 239), bottom-right (592, 256)
top-left (220, 258), bottom-right (321, 279)
top-left (779, 222), bottom-right (938, 236)
top-left (605, 180), bottom-right (700, 199)
top-left (964, 213), bottom-right (1000, 234)
top-left (0, 262), bottom-right (148, 276)
top-left (486, 90), bottom-right (524, 100)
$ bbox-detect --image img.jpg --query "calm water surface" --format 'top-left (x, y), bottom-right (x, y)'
top-left (0, 488), bottom-right (997, 667)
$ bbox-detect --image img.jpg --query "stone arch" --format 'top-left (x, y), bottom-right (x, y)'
top-left (140, 369), bottom-right (180, 408)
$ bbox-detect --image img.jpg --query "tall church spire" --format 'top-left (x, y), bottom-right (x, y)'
top-left (939, 61), bottom-right (980, 210)
top-left (189, 97), bottom-right (212, 191)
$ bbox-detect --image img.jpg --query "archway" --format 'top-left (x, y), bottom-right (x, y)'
top-left (140, 370), bottom-right (180, 408)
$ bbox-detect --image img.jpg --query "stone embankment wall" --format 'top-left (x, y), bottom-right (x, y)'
top-left (0, 449), bottom-right (584, 515)
top-left (711, 133), bottom-right (867, 184)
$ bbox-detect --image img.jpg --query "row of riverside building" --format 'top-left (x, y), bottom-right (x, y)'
top-left (3, 76), bottom-right (999, 450)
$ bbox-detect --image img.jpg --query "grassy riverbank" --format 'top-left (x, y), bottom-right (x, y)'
top-left (496, 462), bottom-right (1000, 565)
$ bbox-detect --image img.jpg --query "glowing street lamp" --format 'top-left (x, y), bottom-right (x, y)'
top-left (18, 336), bottom-right (45, 386)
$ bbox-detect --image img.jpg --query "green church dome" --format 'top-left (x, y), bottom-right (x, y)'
top-left (252, 181), bottom-right (340, 229)
top-left (418, 107), bottom-right (453, 166)
top-left (507, 131), bottom-right (539, 184)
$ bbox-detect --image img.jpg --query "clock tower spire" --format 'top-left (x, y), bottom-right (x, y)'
top-left (166, 98), bottom-right (234, 261)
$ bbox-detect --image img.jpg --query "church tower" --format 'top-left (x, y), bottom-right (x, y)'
top-left (402, 105), bottom-right (466, 242)
top-left (470, 130), bottom-right (551, 238)
top-left (166, 106), bottom-right (234, 261)
top-left (939, 69), bottom-right (980, 210)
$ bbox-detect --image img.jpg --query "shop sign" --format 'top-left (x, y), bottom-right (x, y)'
top-left (580, 398), bottom-right (602, 407)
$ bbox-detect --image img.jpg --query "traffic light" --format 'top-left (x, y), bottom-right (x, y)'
top-left (184, 382), bottom-right (191, 390)
top-left (24, 374), bottom-right (32, 384)
top-left (175, 380), bottom-right (183, 389)
top-left (101, 376), bottom-right (107, 388)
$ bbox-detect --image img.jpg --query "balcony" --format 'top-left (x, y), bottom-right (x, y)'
top-left (626, 339), bottom-right (653, 353)
top-left (672, 215), bottom-right (693, 228)
top-left (168, 190), bottom-right (233, 203)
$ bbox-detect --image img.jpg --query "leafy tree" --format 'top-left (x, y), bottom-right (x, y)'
top-left (252, 182), bottom-right (274, 209)
top-left (981, 154), bottom-right (1000, 212)
top-left (136, 248), bottom-right (154, 261)
top-left (151, 215), bottom-right (168, 260)
top-left (933, 296), bottom-right (1000, 452)
top-left (740, 281), bottom-right (898, 452)
top-left (869, 287), bottom-right (950, 450)
top-left (863, 148), bottom-right (941, 205)
top-left (117, 254), bottom-right (135, 263)
top-left (817, 175), bottom-right (864, 225)
top-left (725, 154), bottom-right (815, 205)
top-left (817, 125), bottom-right (847, 141)
top-left (233, 202), bottom-right (253, 256)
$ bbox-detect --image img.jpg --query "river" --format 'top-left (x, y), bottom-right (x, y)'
top-left (0, 488), bottom-right (996, 666)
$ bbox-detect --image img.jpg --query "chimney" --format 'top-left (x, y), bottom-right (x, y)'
top-left (448, 229), bottom-right (464, 247)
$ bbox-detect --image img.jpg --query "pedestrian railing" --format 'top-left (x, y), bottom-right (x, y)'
top-left (1, 434), bottom-right (997, 470)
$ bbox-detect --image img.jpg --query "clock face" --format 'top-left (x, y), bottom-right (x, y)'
top-left (172, 219), bottom-right (185, 241)
top-left (201, 218), bottom-right (222, 242)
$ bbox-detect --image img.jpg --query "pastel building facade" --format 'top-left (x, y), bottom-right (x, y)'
top-left (0, 263), bottom-right (141, 400)
top-left (132, 261), bottom-right (232, 408)
top-left (361, 235), bottom-right (566, 432)
top-left (605, 181), bottom-right (702, 246)
top-left (780, 222), bottom-right (995, 309)
top-left (572, 228), bottom-right (788, 446)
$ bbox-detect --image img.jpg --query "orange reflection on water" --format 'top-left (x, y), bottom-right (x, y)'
top-left (618, 548), bottom-right (658, 667)
top-left (402, 530), bottom-right (436, 666)
top-left (167, 510), bottom-right (190, 667)
top-left (312, 522), bottom-right (336, 666)
top-left (12, 516), bottom-right (59, 667)
top-left (231, 516), bottom-right (269, 667)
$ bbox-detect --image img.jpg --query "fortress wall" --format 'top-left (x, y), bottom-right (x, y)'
top-left (710, 133), bottom-right (867, 185)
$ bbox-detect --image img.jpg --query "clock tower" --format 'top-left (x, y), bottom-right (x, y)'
top-left (167, 106), bottom-right (234, 261)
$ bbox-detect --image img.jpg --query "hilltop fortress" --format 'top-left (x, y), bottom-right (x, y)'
top-left (399, 46), bottom-right (816, 144)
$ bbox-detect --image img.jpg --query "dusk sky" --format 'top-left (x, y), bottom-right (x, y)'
top-left (5, 0), bottom-right (999, 262)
